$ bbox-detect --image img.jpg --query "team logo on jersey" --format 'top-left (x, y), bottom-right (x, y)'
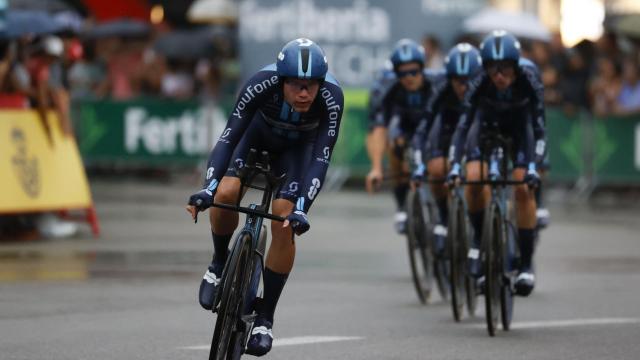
top-left (206, 167), bottom-right (215, 180)
top-left (288, 182), bottom-right (299, 193)
top-left (221, 128), bottom-right (231, 138)
top-left (308, 178), bottom-right (321, 200)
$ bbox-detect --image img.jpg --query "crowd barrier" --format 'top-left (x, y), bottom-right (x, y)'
top-left (71, 93), bottom-right (640, 187)
top-left (0, 110), bottom-right (99, 236)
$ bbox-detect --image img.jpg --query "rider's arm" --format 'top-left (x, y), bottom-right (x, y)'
top-left (449, 73), bottom-right (483, 165)
top-left (522, 65), bottom-right (547, 164)
top-left (367, 126), bottom-right (387, 172)
top-left (411, 79), bottom-right (446, 164)
top-left (202, 71), bottom-right (278, 190)
top-left (296, 83), bottom-right (344, 213)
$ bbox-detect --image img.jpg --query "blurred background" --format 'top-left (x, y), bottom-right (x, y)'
top-left (1, 1), bottom-right (640, 359)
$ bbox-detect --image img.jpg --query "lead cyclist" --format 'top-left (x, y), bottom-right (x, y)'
top-left (186, 38), bottom-right (344, 356)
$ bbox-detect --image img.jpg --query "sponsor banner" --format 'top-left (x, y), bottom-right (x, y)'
top-left (74, 98), bottom-right (225, 166)
top-left (0, 110), bottom-right (92, 213)
top-left (591, 114), bottom-right (640, 183)
top-left (239, 0), bottom-right (486, 87)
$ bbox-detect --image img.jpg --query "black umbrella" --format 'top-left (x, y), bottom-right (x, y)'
top-left (0, 10), bottom-right (63, 39)
top-left (86, 18), bottom-right (151, 39)
top-left (153, 30), bottom-right (215, 60)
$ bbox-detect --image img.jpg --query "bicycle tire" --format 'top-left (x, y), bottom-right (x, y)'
top-left (210, 232), bottom-right (253, 360)
top-left (448, 196), bottom-right (465, 321)
top-left (483, 203), bottom-right (501, 337)
top-left (500, 221), bottom-right (516, 331)
top-left (406, 189), bottom-right (433, 304)
top-left (464, 211), bottom-right (478, 318)
top-left (429, 199), bottom-right (450, 302)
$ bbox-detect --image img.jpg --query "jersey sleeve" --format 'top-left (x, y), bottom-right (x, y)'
top-left (449, 72), bottom-right (484, 164)
top-left (202, 69), bottom-right (280, 190)
top-left (296, 82), bottom-right (344, 213)
top-left (521, 64), bottom-right (547, 164)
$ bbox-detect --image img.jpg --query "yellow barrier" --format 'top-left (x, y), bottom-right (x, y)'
top-left (0, 110), bottom-right (99, 235)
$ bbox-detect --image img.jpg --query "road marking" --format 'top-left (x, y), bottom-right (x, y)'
top-left (180, 335), bottom-right (363, 351)
top-left (470, 317), bottom-right (640, 330)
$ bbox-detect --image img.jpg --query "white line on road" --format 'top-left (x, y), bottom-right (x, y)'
top-left (180, 335), bottom-right (364, 351)
top-left (470, 317), bottom-right (640, 330)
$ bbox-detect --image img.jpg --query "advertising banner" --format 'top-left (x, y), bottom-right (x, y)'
top-left (0, 110), bottom-right (93, 213)
top-left (239, 0), bottom-right (486, 88)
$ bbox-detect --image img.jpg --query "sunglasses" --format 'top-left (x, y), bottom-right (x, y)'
top-left (485, 62), bottom-right (516, 77)
top-left (396, 69), bottom-right (421, 78)
top-left (284, 78), bottom-right (320, 92)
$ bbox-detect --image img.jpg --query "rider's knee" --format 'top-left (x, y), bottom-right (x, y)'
top-left (214, 178), bottom-right (241, 204)
top-left (514, 184), bottom-right (533, 203)
top-left (427, 159), bottom-right (446, 178)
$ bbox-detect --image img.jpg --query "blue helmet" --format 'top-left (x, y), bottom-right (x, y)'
top-left (276, 38), bottom-right (328, 80)
top-left (479, 30), bottom-right (521, 64)
top-left (390, 39), bottom-right (425, 70)
top-left (445, 43), bottom-right (482, 78)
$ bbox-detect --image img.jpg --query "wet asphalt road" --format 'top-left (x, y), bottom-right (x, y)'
top-left (1, 181), bottom-right (640, 360)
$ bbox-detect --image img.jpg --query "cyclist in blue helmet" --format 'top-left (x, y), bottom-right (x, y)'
top-left (186, 38), bottom-right (344, 356)
top-left (446, 30), bottom-right (546, 297)
top-left (411, 43), bottom-right (482, 257)
top-left (365, 38), bottom-right (439, 234)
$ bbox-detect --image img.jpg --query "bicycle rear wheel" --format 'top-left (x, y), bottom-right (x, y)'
top-left (210, 232), bottom-right (253, 360)
top-left (483, 203), bottom-right (501, 337)
top-left (406, 189), bottom-right (433, 304)
top-left (448, 196), bottom-right (465, 321)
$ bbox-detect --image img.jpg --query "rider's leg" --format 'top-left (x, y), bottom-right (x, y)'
top-left (246, 199), bottom-right (294, 356)
top-left (512, 168), bottom-right (537, 296)
top-left (512, 168), bottom-right (537, 270)
top-left (199, 176), bottom-right (243, 310)
top-left (465, 160), bottom-right (490, 247)
top-left (465, 160), bottom-right (490, 278)
top-left (428, 156), bottom-right (449, 223)
top-left (428, 156), bottom-right (449, 255)
top-left (209, 176), bottom-right (243, 263)
top-left (389, 139), bottom-right (410, 233)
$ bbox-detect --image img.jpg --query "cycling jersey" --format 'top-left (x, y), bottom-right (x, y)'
top-left (449, 58), bottom-right (546, 166)
top-left (368, 68), bottom-right (439, 143)
top-left (203, 64), bottom-right (344, 213)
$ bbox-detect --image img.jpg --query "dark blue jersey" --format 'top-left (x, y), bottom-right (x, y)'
top-left (203, 64), bottom-right (344, 213)
top-left (368, 68), bottom-right (439, 132)
top-left (449, 58), bottom-right (546, 165)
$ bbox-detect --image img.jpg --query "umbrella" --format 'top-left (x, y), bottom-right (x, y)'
top-left (187, 0), bottom-right (237, 24)
top-left (0, 10), bottom-right (63, 39)
top-left (86, 18), bottom-right (150, 39)
top-left (614, 14), bottom-right (640, 39)
top-left (154, 29), bottom-right (215, 60)
top-left (8, 0), bottom-right (78, 13)
top-left (463, 8), bottom-right (551, 42)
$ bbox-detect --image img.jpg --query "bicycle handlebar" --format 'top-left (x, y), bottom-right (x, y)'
top-left (210, 202), bottom-right (286, 222)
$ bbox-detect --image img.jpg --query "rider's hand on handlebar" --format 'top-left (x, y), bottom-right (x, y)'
top-left (283, 210), bottom-right (310, 235)
top-left (410, 163), bottom-right (426, 190)
top-left (524, 163), bottom-right (540, 188)
top-left (186, 180), bottom-right (218, 222)
top-left (365, 168), bottom-right (383, 194)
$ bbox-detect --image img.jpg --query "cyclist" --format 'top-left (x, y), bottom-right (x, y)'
top-left (365, 38), bottom-right (437, 234)
top-left (411, 43), bottom-right (482, 257)
top-left (446, 30), bottom-right (546, 297)
top-left (186, 38), bottom-right (343, 356)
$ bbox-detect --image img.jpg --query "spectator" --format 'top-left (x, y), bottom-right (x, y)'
top-left (559, 49), bottom-right (590, 115)
top-left (67, 40), bottom-right (106, 99)
top-left (614, 57), bottom-right (640, 115)
top-left (589, 56), bottom-right (622, 117)
top-left (161, 59), bottom-right (195, 100)
top-left (421, 34), bottom-right (444, 69)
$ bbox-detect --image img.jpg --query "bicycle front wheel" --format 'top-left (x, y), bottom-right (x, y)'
top-left (406, 189), bottom-right (433, 304)
top-left (448, 196), bottom-right (466, 321)
top-left (210, 232), bottom-right (253, 360)
top-left (483, 203), bottom-right (501, 337)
